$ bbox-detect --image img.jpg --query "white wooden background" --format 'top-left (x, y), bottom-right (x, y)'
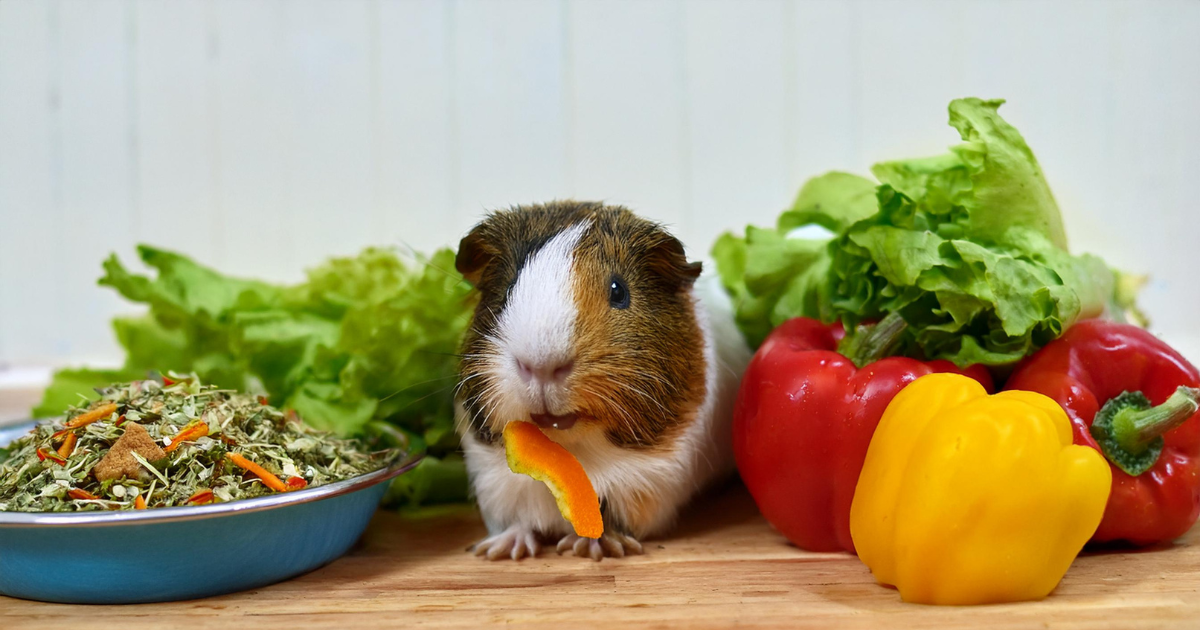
top-left (1, 0), bottom-right (1198, 368)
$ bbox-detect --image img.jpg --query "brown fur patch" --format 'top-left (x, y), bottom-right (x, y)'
top-left (570, 210), bottom-right (705, 450)
top-left (616, 487), bottom-right (665, 533)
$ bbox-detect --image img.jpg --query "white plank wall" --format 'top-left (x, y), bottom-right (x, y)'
top-left (58, 0), bottom-right (137, 362)
top-left (569, 0), bottom-right (688, 233)
top-left (1, 0), bottom-right (1198, 367)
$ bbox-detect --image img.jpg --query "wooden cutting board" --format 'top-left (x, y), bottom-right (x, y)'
top-left (2, 481), bottom-right (1197, 629)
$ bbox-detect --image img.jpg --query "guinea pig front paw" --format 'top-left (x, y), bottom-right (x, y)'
top-left (556, 532), bottom-right (645, 561)
top-left (470, 526), bottom-right (542, 561)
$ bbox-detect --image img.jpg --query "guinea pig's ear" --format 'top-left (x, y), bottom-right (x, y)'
top-left (456, 224), bottom-right (496, 286)
top-left (647, 234), bottom-right (703, 290)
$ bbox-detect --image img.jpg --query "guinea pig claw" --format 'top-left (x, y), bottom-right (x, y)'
top-left (519, 532), bottom-right (541, 560)
top-left (599, 535), bottom-right (624, 558)
top-left (573, 536), bottom-right (592, 559)
top-left (471, 527), bottom-right (540, 561)
top-left (619, 532), bottom-right (645, 556)
top-left (556, 532), bottom-right (644, 561)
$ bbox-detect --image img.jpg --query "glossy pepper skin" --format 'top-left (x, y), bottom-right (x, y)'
top-left (732, 317), bottom-right (993, 553)
top-left (1006, 320), bottom-right (1200, 545)
top-left (850, 373), bottom-right (1111, 605)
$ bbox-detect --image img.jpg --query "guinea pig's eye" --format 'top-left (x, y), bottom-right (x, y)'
top-left (608, 276), bottom-right (630, 309)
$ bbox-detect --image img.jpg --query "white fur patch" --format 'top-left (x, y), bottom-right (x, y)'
top-left (489, 221), bottom-right (591, 418)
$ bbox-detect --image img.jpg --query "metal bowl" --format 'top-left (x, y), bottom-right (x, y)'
top-left (0, 421), bottom-right (421, 604)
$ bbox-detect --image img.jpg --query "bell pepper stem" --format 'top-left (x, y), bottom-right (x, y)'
top-left (1092, 385), bottom-right (1200, 476)
top-left (840, 311), bottom-right (908, 368)
top-left (1112, 386), bottom-right (1200, 454)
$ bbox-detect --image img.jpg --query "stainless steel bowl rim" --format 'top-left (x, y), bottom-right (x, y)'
top-left (0, 452), bottom-right (422, 528)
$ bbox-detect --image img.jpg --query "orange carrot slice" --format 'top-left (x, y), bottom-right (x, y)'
top-left (65, 403), bottom-right (119, 430)
top-left (57, 432), bottom-right (78, 459)
top-left (134, 495), bottom-right (148, 510)
top-left (503, 421), bottom-right (603, 538)
top-left (227, 453), bottom-right (290, 493)
top-left (165, 421), bottom-right (209, 453)
top-left (68, 488), bottom-right (99, 501)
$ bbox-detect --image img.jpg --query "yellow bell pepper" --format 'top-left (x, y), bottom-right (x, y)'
top-left (849, 373), bottom-right (1111, 605)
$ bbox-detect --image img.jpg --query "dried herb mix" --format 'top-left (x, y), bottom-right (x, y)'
top-left (0, 375), bottom-right (401, 512)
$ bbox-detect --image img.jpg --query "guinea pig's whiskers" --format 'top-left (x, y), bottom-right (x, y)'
top-left (579, 383), bottom-right (644, 446)
top-left (470, 379), bottom-right (508, 428)
top-left (460, 375), bottom-right (496, 407)
top-left (454, 371), bottom-right (488, 397)
top-left (415, 249), bottom-right (467, 285)
top-left (378, 373), bottom-right (460, 403)
top-left (606, 377), bottom-right (672, 417)
top-left (418, 350), bottom-right (471, 359)
top-left (631, 369), bottom-right (678, 393)
top-left (389, 380), bottom-right (462, 413)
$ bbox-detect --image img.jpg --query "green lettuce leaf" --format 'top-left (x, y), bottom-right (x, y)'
top-left (713, 171), bottom-right (877, 347)
top-left (31, 367), bottom-right (141, 418)
top-left (384, 454), bottom-right (471, 506)
top-left (34, 245), bottom-right (474, 506)
top-left (714, 97), bottom-right (1125, 367)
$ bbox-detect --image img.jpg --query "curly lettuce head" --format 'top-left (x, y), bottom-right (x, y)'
top-left (716, 97), bottom-right (1121, 367)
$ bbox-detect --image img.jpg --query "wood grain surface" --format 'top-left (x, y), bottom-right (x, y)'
top-left (2, 480), bottom-right (1197, 630)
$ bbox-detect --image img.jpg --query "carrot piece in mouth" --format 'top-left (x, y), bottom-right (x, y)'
top-left (503, 420), bottom-right (603, 539)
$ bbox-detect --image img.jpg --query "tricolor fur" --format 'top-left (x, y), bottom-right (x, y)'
top-left (455, 201), bottom-right (749, 541)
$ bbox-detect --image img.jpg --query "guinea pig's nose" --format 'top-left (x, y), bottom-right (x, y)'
top-left (516, 358), bottom-right (574, 384)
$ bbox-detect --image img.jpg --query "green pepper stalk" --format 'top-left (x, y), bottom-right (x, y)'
top-left (838, 311), bottom-right (908, 368)
top-left (1090, 386), bottom-right (1200, 476)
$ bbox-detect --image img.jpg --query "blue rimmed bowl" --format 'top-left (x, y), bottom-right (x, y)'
top-left (0, 421), bottom-right (421, 604)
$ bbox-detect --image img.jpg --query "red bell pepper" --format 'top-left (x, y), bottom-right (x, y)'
top-left (36, 448), bottom-right (67, 466)
top-left (1006, 319), bottom-right (1200, 545)
top-left (732, 314), bottom-right (994, 553)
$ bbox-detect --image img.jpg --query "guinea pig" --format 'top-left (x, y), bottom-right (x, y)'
top-left (453, 200), bottom-right (750, 560)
